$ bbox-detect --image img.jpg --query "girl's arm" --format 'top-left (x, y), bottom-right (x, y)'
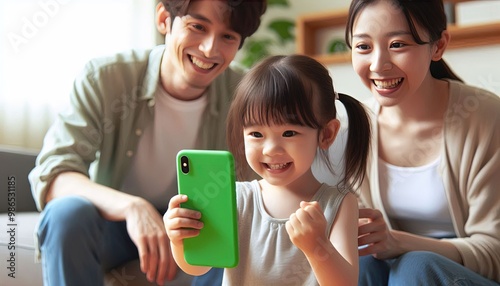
top-left (286, 193), bottom-right (359, 285)
top-left (164, 194), bottom-right (212, 276)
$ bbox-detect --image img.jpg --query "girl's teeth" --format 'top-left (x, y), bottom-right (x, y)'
top-left (374, 78), bottom-right (402, 89)
top-left (268, 163), bottom-right (288, 170)
top-left (191, 56), bottom-right (214, 70)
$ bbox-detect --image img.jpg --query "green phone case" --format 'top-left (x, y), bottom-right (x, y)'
top-left (176, 150), bottom-right (239, 268)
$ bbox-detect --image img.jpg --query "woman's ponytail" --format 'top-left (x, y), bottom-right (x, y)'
top-left (430, 59), bottom-right (463, 82)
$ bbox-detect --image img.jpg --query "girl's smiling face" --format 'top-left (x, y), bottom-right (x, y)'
top-left (350, 0), bottom-right (438, 107)
top-left (243, 123), bottom-right (320, 187)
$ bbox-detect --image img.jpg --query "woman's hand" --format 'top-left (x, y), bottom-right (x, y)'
top-left (358, 207), bottom-right (464, 265)
top-left (124, 197), bottom-right (177, 285)
top-left (358, 208), bottom-right (402, 259)
top-left (286, 201), bottom-right (328, 254)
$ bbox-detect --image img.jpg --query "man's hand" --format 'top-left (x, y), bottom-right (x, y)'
top-left (358, 208), bottom-right (401, 259)
top-left (125, 197), bottom-right (178, 285)
top-left (45, 172), bottom-right (179, 284)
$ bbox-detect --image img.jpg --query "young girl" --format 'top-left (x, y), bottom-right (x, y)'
top-left (164, 54), bottom-right (371, 285)
top-left (345, 0), bottom-right (500, 284)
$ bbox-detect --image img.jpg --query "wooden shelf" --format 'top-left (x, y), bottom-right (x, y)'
top-left (447, 22), bottom-right (500, 49)
top-left (296, 9), bottom-right (349, 65)
top-left (297, 3), bottom-right (500, 65)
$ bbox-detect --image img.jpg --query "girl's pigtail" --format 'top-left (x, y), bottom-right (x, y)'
top-left (337, 93), bottom-right (371, 191)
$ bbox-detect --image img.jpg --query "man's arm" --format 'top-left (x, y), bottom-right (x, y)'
top-left (47, 172), bottom-right (178, 284)
top-left (46, 171), bottom-right (139, 220)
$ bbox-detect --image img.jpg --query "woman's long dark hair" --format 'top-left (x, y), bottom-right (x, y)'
top-left (226, 54), bottom-right (371, 191)
top-left (345, 0), bottom-right (463, 82)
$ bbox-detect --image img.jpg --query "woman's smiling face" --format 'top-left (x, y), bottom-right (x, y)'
top-left (350, 0), bottom-right (437, 107)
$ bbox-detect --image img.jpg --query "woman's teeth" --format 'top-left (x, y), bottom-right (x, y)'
top-left (268, 163), bottom-right (289, 170)
top-left (373, 78), bottom-right (402, 89)
top-left (190, 56), bottom-right (215, 70)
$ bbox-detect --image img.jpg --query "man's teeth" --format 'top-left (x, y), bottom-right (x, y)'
top-left (374, 78), bottom-right (402, 89)
top-left (191, 56), bottom-right (214, 70)
top-left (268, 163), bottom-right (288, 170)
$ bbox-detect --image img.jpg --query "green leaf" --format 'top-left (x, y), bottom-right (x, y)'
top-left (239, 39), bottom-right (273, 68)
top-left (328, 39), bottom-right (348, 54)
top-left (268, 0), bottom-right (289, 7)
top-left (268, 20), bottom-right (295, 44)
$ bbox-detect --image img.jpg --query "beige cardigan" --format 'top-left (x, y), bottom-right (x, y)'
top-left (358, 80), bottom-right (500, 282)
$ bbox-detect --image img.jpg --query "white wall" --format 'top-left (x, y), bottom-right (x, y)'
top-left (444, 45), bottom-right (500, 95)
top-left (0, 0), bottom-right (157, 149)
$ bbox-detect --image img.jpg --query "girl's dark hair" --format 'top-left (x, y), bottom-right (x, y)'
top-left (161, 0), bottom-right (267, 49)
top-left (345, 0), bottom-right (463, 82)
top-left (226, 54), bottom-right (371, 191)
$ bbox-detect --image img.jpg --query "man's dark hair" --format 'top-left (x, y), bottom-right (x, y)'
top-left (161, 0), bottom-right (267, 48)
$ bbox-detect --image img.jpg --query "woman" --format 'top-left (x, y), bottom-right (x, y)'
top-left (345, 0), bottom-right (500, 285)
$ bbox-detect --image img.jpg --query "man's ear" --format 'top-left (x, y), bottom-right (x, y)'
top-left (156, 2), bottom-right (171, 35)
top-left (319, 119), bottom-right (340, 150)
top-left (432, 30), bottom-right (450, 61)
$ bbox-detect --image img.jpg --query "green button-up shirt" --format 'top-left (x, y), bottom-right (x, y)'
top-left (29, 45), bottom-right (243, 211)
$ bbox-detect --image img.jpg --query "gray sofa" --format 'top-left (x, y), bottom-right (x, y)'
top-left (0, 146), bottom-right (42, 286)
top-left (0, 146), bottom-right (193, 285)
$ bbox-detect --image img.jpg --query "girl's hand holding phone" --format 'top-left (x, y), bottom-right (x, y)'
top-left (164, 194), bottom-right (204, 246)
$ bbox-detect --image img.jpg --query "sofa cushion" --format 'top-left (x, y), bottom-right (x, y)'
top-left (0, 147), bottom-right (38, 213)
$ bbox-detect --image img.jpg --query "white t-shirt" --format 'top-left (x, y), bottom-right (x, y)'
top-left (378, 157), bottom-right (455, 238)
top-left (121, 85), bottom-right (208, 209)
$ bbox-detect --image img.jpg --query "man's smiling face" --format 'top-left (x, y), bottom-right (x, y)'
top-left (161, 0), bottom-right (241, 99)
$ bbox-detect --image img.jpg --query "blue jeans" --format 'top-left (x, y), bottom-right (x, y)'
top-left (359, 251), bottom-right (499, 286)
top-left (192, 268), bottom-right (223, 286)
top-left (37, 196), bottom-right (222, 286)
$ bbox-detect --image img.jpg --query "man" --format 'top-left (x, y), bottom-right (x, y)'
top-left (29, 1), bottom-right (266, 285)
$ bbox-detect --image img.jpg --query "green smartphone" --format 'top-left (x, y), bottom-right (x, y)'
top-left (176, 149), bottom-right (239, 268)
